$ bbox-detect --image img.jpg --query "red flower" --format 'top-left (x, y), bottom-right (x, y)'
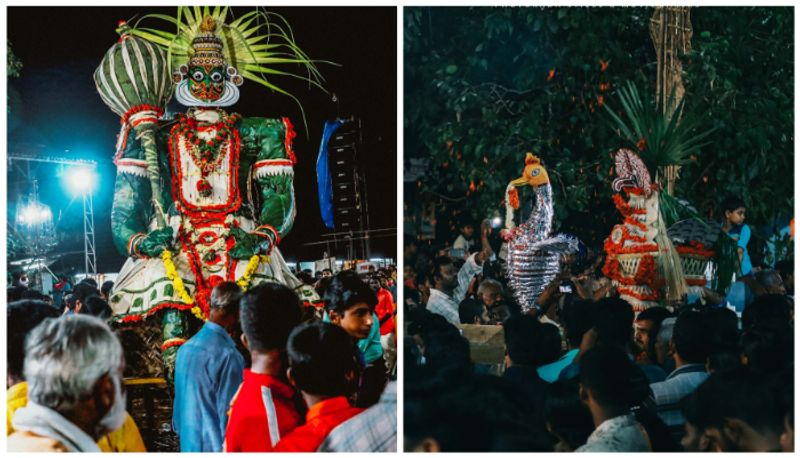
top-left (596, 95), bottom-right (605, 107)
top-left (600, 59), bottom-right (609, 72)
top-left (636, 138), bottom-right (647, 151)
top-left (508, 188), bottom-right (520, 210)
top-left (546, 69), bottom-right (555, 81)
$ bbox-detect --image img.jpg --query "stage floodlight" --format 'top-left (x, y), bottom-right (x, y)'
top-left (65, 166), bottom-right (98, 195)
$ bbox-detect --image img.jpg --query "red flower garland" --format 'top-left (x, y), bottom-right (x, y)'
top-left (508, 188), bottom-right (520, 210)
top-left (282, 117), bottom-right (297, 165)
top-left (168, 123), bottom-right (242, 217)
top-left (121, 104), bottom-right (164, 126)
top-left (675, 240), bottom-right (715, 258)
top-left (160, 339), bottom-right (187, 351)
top-left (116, 301), bottom-right (196, 323)
top-left (633, 254), bottom-right (659, 288)
top-left (612, 194), bottom-right (646, 217)
top-left (624, 216), bottom-right (648, 232)
top-left (618, 285), bottom-right (660, 301)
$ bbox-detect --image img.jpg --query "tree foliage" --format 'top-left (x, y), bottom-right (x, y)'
top-left (682, 8), bottom-right (793, 229)
top-left (405, 7), bottom-right (793, 259)
top-left (8, 42), bottom-right (23, 78)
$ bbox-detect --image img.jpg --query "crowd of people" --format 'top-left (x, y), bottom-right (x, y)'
top-left (7, 265), bottom-right (397, 452)
top-left (404, 213), bottom-right (794, 452)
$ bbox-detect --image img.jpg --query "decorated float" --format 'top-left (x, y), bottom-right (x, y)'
top-left (94, 7), bottom-right (325, 381)
top-left (602, 82), bottom-right (736, 311)
top-left (502, 153), bottom-right (579, 313)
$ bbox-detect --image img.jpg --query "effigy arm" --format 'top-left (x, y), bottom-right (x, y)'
top-left (111, 135), bottom-right (154, 257)
top-left (245, 117), bottom-right (298, 250)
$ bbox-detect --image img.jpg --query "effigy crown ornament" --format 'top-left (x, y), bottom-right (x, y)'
top-left (173, 15), bottom-right (241, 107)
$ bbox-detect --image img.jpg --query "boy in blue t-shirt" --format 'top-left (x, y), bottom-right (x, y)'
top-left (721, 196), bottom-right (752, 277)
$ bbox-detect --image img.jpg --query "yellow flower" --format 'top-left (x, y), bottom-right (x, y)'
top-left (190, 306), bottom-right (205, 321)
top-left (236, 254), bottom-right (268, 292)
top-left (162, 249), bottom-right (194, 305)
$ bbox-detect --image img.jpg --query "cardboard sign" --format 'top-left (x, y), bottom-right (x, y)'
top-left (457, 324), bottom-right (506, 365)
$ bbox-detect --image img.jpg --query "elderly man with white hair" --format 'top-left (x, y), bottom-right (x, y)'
top-left (8, 315), bottom-right (128, 452)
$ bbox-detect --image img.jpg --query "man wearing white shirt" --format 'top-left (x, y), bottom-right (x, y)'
top-left (427, 225), bottom-right (494, 326)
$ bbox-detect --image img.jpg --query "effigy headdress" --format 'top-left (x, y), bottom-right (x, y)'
top-left (126, 7), bottom-right (330, 128)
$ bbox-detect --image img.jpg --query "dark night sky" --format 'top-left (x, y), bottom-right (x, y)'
top-left (8, 6), bottom-right (397, 273)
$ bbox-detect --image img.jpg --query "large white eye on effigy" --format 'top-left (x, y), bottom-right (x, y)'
top-left (531, 169), bottom-right (541, 176)
top-left (192, 71), bottom-right (204, 82)
top-left (211, 72), bottom-right (223, 83)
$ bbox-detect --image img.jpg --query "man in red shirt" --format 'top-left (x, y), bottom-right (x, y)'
top-left (224, 283), bottom-right (304, 452)
top-left (275, 322), bottom-right (364, 451)
top-left (369, 273), bottom-right (397, 336)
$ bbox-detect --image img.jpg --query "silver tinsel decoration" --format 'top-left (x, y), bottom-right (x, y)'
top-left (506, 184), bottom-right (579, 313)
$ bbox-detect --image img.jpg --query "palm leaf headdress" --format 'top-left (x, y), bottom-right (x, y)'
top-left (604, 81), bottom-right (715, 177)
top-left (126, 6), bottom-right (333, 131)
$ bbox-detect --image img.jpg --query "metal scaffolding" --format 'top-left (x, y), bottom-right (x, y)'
top-left (82, 192), bottom-right (97, 276)
top-left (8, 153), bottom-right (98, 277)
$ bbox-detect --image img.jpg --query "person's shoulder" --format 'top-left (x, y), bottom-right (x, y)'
top-left (103, 412), bottom-right (146, 452)
top-left (217, 344), bottom-right (246, 367)
top-left (649, 378), bottom-right (670, 399)
top-left (275, 424), bottom-right (318, 452)
top-left (8, 430), bottom-right (69, 452)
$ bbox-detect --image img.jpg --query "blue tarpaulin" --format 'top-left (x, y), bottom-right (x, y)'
top-left (316, 119), bottom-right (345, 230)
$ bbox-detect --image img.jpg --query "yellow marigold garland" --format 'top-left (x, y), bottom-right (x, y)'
top-left (237, 254), bottom-right (270, 291)
top-left (161, 250), bottom-right (205, 321)
top-left (162, 250), bottom-right (270, 320)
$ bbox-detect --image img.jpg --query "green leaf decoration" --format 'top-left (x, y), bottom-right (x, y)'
top-left (604, 81), bottom-right (716, 176)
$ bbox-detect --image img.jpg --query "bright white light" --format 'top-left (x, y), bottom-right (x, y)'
top-left (66, 167), bottom-right (97, 195)
top-left (18, 203), bottom-right (52, 226)
top-left (491, 216), bottom-right (503, 228)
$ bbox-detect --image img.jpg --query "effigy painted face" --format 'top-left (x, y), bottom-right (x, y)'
top-left (188, 65), bottom-right (226, 102)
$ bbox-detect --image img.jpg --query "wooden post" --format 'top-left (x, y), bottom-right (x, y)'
top-left (649, 7), bottom-right (693, 196)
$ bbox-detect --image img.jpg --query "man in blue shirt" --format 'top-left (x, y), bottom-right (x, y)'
top-left (173, 281), bottom-right (245, 452)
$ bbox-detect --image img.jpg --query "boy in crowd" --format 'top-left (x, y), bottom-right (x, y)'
top-left (324, 271), bottom-right (387, 407)
top-left (452, 220), bottom-right (476, 254)
top-left (224, 283), bottom-right (304, 452)
top-left (173, 282), bottom-right (244, 452)
top-left (721, 196), bottom-right (752, 278)
top-left (275, 322), bottom-right (364, 451)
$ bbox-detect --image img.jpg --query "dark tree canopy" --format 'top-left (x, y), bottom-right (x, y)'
top-left (405, 7), bottom-right (793, 261)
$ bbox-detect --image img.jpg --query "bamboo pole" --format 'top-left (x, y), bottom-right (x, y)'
top-left (650, 7), bottom-right (693, 196)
